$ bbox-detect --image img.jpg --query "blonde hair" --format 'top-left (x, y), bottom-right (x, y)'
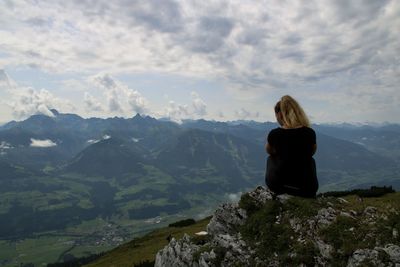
top-left (275, 95), bottom-right (311, 128)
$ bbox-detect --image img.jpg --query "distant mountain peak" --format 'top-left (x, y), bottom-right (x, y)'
top-left (50, 109), bottom-right (60, 116)
top-left (132, 113), bottom-right (142, 120)
top-left (131, 113), bottom-right (159, 124)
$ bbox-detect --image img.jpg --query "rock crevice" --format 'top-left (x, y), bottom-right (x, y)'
top-left (155, 186), bottom-right (400, 267)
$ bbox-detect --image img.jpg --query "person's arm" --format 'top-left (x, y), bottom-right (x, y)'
top-left (311, 143), bottom-right (317, 155)
top-left (266, 130), bottom-right (277, 155)
top-left (265, 143), bottom-right (276, 155)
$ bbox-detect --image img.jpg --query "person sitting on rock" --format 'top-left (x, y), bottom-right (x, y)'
top-left (265, 95), bottom-right (318, 198)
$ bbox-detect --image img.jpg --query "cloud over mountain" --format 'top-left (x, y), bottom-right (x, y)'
top-left (10, 88), bottom-right (71, 119)
top-left (161, 91), bottom-right (208, 122)
top-left (84, 92), bottom-right (104, 113)
top-left (0, 70), bottom-right (12, 90)
top-left (235, 108), bottom-right (260, 120)
top-left (0, 1), bottom-right (399, 123)
top-left (191, 92), bottom-right (207, 117)
top-left (30, 138), bottom-right (57, 148)
top-left (90, 73), bottom-right (149, 115)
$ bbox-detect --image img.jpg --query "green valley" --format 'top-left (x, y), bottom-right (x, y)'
top-left (0, 112), bottom-right (399, 266)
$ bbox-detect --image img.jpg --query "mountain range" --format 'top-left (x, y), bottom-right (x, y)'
top-left (0, 110), bottom-right (399, 266)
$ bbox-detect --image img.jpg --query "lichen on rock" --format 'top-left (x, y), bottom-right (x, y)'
top-left (154, 186), bottom-right (400, 267)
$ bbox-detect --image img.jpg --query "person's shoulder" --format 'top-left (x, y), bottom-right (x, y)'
top-left (302, 126), bottom-right (316, 138)
top-left (301, 126), bottom-right (315, 132)
top-left (271, 127), bottom-right (282, 132)
top-left (267, 127), bottom-right (282, 141)
top-left (269, 127), bottom-right (283, 134)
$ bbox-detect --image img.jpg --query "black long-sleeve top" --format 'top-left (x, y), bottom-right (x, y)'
top-left (265, 126), bottom-right (318, 198)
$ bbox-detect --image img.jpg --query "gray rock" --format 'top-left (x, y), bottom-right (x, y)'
top-left (393, 229), bottom-right (398, 239)
top-left (207, 203), bottom-right (247, 236)
top-left (364, 206), bottom-right (377, 214)
top-left (276, 193), bottom-right (292, 203)
top-left (289, 218), bottom-right (302, 233)
top-left (315, 207), bottom-right (337, 225)
top-left (198, 250), bottom-right (216, 267)
top-left (316, 238), bottom-right (333, 259)
top-left (350, 210), bottom-right (358, 216)
top-left (340, 211), bottom-right (355, 219)
top-left (155, 234), bottom-right (200, 267)
top-left (347, 246), bottom-right (400, 267)
top-left (383, 244), bottom-right (400, 263)
top-left (211, 234), bottom-right (254, 266)
top-left (347, 248), bottom-right (381, 267)
top-left (154, 186), bottom-right (399, 267)
top-left (247, 186), bottom-right (275, 205)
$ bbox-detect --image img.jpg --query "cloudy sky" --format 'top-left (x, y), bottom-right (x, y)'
top-left (0, 0), bottom-right (399, 124)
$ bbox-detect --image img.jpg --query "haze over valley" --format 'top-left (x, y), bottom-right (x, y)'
top-left (0, 110), bottom-right (399, 265)
top-left (0, 0), bottom-right (399, 265)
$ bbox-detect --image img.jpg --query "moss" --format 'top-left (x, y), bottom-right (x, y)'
top-left (319, 215), bottom-right (375, 265)
top-left (318, 186), bottom-right (395, 198)
top-left (358, 258), bottom-right (377, 267)
top-left (374, 212), bottom-right (400, 245)
top-left (282, 239), bottom-right (318, 266)
top-left (238, 192), bottom-right (260, 215)
top-left (282, 196), bottom-right (320, 219)
top-left (377, 249), bottom-right (391, 264)
top-left (240, 200), bottom-right (295, 260)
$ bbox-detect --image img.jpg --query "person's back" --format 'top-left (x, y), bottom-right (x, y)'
top-left (265, 95), bottom-right (318, 198)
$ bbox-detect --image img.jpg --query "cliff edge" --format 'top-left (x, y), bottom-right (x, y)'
top-left (155, 186), bottom-right (400, 266)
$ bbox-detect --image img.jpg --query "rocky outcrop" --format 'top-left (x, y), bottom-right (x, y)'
top-left (154, 234), bottom-right (200, 267)
top-left (155, 186), bottom-right (400, 267)
top-left (155, 202), bottom-right (256, 267)
top-left (347, 244), bottom-right (400, 266)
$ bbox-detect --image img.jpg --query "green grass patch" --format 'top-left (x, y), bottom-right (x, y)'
top-left (84, 217), bottom-right (211, 267)
top-left (10, 235), bottom-right (76, 267)
top-left (282, 196), bottom-right (321, 218)
top-left (319, 216), bottom-right (372, 257)
top-left (240, 200), bottom-right (294, 260)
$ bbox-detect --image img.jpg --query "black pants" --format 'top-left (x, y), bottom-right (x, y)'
top-left (265, 156), bottom-right (318, 198)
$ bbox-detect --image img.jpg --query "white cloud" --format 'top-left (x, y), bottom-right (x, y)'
top-left (0, 142), bottom-right (11, 149)
top-left (90, 73), bottom-right (149, 115)
top-left (87, 134), bottom-right (111, 144)
top-left (10, 88), bottom-right (66, 119)
top-left (127, 90), bottom-right (148, 115)
top-left (0, 70), bottom-right (75, 120)
top-left (0, 69), bottom-right (13, 91)
top-left (164, 100), bottom-right (190, 123)
top-left (0, 141), bottom-right (12, 150)
top-left (1, 1), bottom-right (398, 86)
top-left (234, 108), bottom-right (259, 120)
top-left (30, 138), bottom-right (57, 148)
top-left (191, 92), bottom-right (207, 117)
top-left (161, 92), bottom-right (208, 122)
top-left (84, 92), bottom-right (104, 112)
top-left (217, 110), bottom-right (225, 118)
top-left (0, 1), bottom-right (399, 123)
